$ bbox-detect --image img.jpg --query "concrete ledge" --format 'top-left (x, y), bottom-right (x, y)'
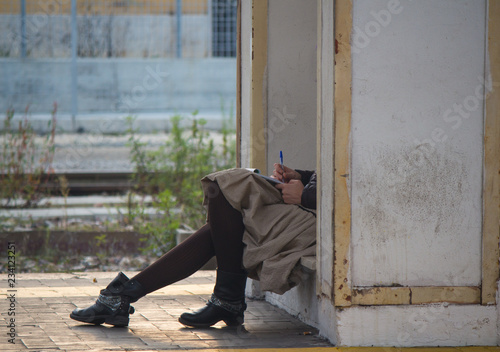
top-left (1, 110), bottom-right (235, 134)
top-left (336, 304), bottom-right (498, 346)
top-left (300, 255), bottom-right (316, 272)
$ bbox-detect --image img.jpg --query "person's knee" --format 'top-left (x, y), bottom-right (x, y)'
top-left (206, 180), bottom-right (221, 200)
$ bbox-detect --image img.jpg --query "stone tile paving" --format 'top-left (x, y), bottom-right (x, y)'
top-left (0, 271), bottom-right (333, 351)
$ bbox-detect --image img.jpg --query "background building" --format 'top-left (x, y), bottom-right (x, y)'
top-left (0, 0), bottom-right (237, 131)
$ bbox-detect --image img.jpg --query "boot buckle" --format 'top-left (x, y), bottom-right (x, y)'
top-left (97, 294), bottom-right (122, 311)
top-left (209, 294), bottom-right (245, 314)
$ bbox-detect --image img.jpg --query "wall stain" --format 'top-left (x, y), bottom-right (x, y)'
top-left (354, 144), bottom-right (470, 244)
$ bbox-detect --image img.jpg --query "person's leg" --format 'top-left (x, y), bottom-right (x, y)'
top-left (133, 180), bottom-right (246, 292)
top-left (132, 223), bottom-right (214, 294)
top-left (207, 181), bottom-right (246, 274)
top-left (70, 224), bottom-right (215, 326)
top-left (71, 180), bottom-right (248, 328)
top-left (179, 181), bottom-right (248, 327)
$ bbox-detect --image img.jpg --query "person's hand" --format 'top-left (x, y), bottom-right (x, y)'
top-left (275, 179), bottom-right (304, 205)
top-left (272, 163), bottom-right (301, 183)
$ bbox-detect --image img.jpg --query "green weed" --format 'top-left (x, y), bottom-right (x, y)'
top-left (126, 112), bottom-right (236, 254)
top-left (0, 105), bottom-right (57, 208)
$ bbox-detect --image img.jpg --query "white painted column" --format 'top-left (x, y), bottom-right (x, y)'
top-left (350, 0), bottom-right (485, 289)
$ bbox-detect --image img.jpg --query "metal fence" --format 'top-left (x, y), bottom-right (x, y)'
top-left (0, 0), bottom-right (237, 58)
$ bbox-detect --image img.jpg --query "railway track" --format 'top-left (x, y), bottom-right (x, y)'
top-left (42, 171), bottom-right (136, 195)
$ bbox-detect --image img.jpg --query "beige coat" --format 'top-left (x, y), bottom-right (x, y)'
top-left (201, 168), bottom-right (316, 294)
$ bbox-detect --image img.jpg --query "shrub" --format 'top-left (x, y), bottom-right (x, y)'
top-left (0, 105), bottom-right (57, 208)
top-left (126, 113), bottom-right (236, 255)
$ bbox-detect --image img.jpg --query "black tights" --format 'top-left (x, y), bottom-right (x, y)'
top-left (132, 181), bottom-right (245, 295)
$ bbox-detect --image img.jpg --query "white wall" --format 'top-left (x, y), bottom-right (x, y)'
top-left (350, 0), bottom-right (486, 287)
top-left (239, 0), bottom-right (252, 167)
top-left (242, 0), bottom-right (497, 346)
top-left (266, 0), bottom-right (317, 172)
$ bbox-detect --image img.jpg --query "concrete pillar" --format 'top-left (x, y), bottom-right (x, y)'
top-left (239, 0), bottom-right (500, 346)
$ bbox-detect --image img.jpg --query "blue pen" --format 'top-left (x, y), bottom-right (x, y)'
top-left (280, 150), bottom-right (284, 182)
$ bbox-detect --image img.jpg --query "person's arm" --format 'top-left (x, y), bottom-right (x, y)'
top-left (299, 171), bottom-right (316, 210)
top-left (272, 163), bottom-right (301, 183)
top-left (274, 167), bottom-right (317, 210)
top-left (295, 169), bottom-right (315, 187)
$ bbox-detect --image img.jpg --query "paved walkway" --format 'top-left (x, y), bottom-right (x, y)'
top-left (0, 271), bottom-right (332, 351)
top-left (1, 271), bottom-right (500, 351)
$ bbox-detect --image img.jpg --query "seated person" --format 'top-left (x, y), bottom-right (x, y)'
top-left (70, 164), bottom-right (317, 328)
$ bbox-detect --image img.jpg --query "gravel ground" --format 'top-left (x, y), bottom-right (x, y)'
top-left (2, 132), bottom-right (229, 273)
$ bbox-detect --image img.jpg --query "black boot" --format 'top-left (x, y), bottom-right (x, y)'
top-left (70, 272), bottom-right (145, 327)
top-left (179, 270), bottom-right (247, 328)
